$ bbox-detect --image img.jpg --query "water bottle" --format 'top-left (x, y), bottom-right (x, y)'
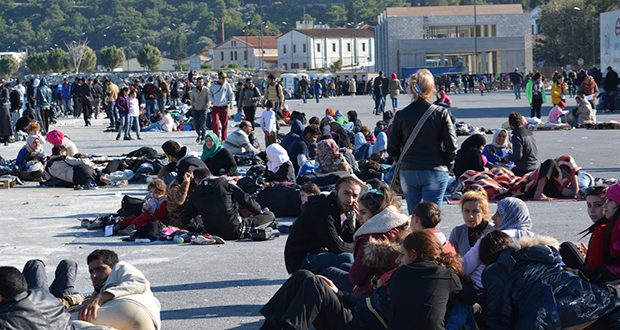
top-left (135, 238), bottom-right (151, 243)
top-left (174, 233), bottom-right (190, 243)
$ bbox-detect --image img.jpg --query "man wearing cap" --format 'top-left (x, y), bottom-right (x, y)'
top-left (264, 74), bottom-right (284, 113)
top-left (208, 72), bottom-right (235, 141)
top-left (510, 69), bottom-right (523, 100)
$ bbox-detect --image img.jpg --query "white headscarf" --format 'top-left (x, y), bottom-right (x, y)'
top-left (25, 135), bottom-right (43, 153)
top-left (266, 144), bottom-right (290, 173)
top-left (491, 129), bottom-right (511, 148)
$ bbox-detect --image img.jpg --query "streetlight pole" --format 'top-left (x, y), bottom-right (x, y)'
top-left (473, 0), bottom-right (478, 74)
top-left (100, 26), bottom-right (110, 49)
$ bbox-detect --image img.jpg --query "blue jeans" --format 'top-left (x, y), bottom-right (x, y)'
top-left (299, 252), bottom-right (354, 275)
top-left (127, 116), bottom-right (141, 138)
top-left (301, 90), bottom-right (309, 103)
top-left (321, 263), bottom-right (354, 293)
top-left (193, 109), bottom-right (207, 139)
top-left (22, 259), bottom-right (78, 299)
top-left (391, 97), bottom-right (398, 110)
top-left (400, 170), bottom-right (450, 214)
top-left (107, 101), bottom-right (118, 129)
top-left (117, 113), bottom-right (128, 138)
top-left (157, 98), bottom-right (165, 113)
top-left (142, 123), bottom-right (162, 132)
top-left (513, 85), bottom-right (521, 99)
top-left (145, 99), bottom-right (156, 121)
top-left (315, 93), bottom-right (320, 103)
top-left (374, 97), bottom-right (384, 114)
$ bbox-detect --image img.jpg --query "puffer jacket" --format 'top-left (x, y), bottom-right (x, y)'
top-left (0, 289), bottom-right (72, 330)
top-left (387, 99), bottom-right (457, 172)
top-left (483, 235), bottom-right (620, 330)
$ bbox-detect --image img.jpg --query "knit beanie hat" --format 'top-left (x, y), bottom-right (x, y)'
top-left (605, 183), bottom-right (620, 206)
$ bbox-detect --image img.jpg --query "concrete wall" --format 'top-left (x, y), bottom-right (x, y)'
top-left (376, 11), bottom-right (532, 75)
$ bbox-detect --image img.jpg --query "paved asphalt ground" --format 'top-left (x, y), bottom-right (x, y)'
top-left (0, 89), bottom-right (619, 329)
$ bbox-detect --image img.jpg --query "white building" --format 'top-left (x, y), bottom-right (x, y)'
top-left (122, 57), bottom-right (177, 71)
top-left (212, 36), bottom-right (278, 70)
top-left (277, 28), bottom-right (375, 70)
top-left (0, 52), bottom-right (27, 63)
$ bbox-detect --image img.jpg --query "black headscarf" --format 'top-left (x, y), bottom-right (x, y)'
top-left (453, 134), bottom-right (487, 179)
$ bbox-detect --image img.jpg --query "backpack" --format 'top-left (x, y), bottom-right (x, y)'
top-left (116, 195), bottom-right (145, 218)
top-left (256, 186), bottom-right (302, 217)
top-left (291, 111), bottom-right (307, 124)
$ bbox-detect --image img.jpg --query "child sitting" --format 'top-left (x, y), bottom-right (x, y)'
top-left (116, 179), bottom-right (168, 235)
top-left (299, 183), bottom-right (320, 207)
top-left (410, 201), bottom-right (456, 254)
top-left (361, 126), bottom-right (376, 144)
top-left (549, 100), bottom-right (569, 123)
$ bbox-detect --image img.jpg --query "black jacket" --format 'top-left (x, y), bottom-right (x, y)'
top-left (506, 126), bottom-right (538, 173)
top-left (483, 238), bottom-right (620, 330)
top-left (79, 83), bottom-right (93, 103)
top-left (265, 161), bottom-right (295, 184)
top-left (203, 148), bottom-right (238, 177)
top-left (166, 146), bottom-right (208, 183)
top-left (387, 100), bottom-right (457, 172)
top-left (0, 289), bottom-right (72, 330)
top-left (91, 83), bottom-right (103, 99)
top-left (181, 177), bottom-right (263, 239)
top-left (604, 69), bottom-right (619, 92)
top-left (388, 260), bottom-right (462, 330)
top-left (284, 193), bottom-right (356, 274)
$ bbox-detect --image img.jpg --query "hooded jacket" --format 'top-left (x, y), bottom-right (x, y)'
top-left (506, 125), bottom-right (538, 173)
top-left (167, 146), bottom-right (207, 183)
top-left (35, 78), bottom-right (52, 108)
top-left (181, 177), bottom-right (262, 239)
top-left (483, 235), bottom-right (620, 330)
top-left (0, 289), bottom-right (72, 330)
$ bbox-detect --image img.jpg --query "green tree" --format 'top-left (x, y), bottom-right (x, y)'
top-left (137, 44), bottom-right (161, 70)
top-left (0, 56), bottom-right (18, 77)
top-left (326, 5), bottom-right (347, 26)
top-left (99, 46), bottom-right (125, 69)
top-left (78, 46), bottom-right (97, 72)
top-left (47, 48), bottom-right (68, 73)
top-left (26, 53), bottom-right (49, 73)
top-left (171, 33), bottom-right (187, 61)
top-left (329, 58), bottom-right (343, 73)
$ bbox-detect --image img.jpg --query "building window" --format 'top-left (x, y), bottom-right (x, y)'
top-left (244, 51), bottom-right (247, 60)
top-left (347, 43), bottom-right (351, 52)
top-left (221, 52), bottom-right (224, 61)
top-left (317, 44), bottom-right (320, 52)
top-left (230, 51), bottom-right (233, 61)
top-left (283, 45), bottom-right (287, 54)
top-left (303, 44), bottom-right (306, 53)
top-left (234, 51), bottom-right (237, 61)
top-left (362, 43), bottom-right (366, 52)
top-left (292, 63), bottom-right (299, 69)
top-left (332, 43), bottom-right (336, 52)
top-left (293, 44), bottom-right (296, 53)
top-left (284, 63), bottom-right (287, 70)
top-left (303, 62), bottom-right (307, 68)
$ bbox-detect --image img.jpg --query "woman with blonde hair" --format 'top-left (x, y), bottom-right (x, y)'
top-left (387, 69), bottom-right (458, 213)
top-left (449, 188), bottom-right (494, 256)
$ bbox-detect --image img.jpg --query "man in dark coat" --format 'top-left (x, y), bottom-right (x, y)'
top-left (505, 112), bottom-right (538, 177)
top-left (181, 167), bottom-right (275, 239)
top-left (159, 140), bottom-right (207, 184)
top-left (78, 78), bottom-right (94, 126)
top-left (284, 176), bottom-right (361, 274)
top-left (604, 66), bottom-right (619, 112)
top-left (0, 81), bottom-right (13, 145)
top-left (9, 83), bottom-right (22, 128)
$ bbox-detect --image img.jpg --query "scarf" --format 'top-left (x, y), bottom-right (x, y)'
top-left (491, 129), bottom-right (511, 148)
top-left (317, 139), bottom-right (342, 166)
top-left (467, 220), bottom-right (490, 247)
top-left (496, 197), bottom-right (534, 239)
top-left (583, 79), bottom-right (596, 93)
top-left (25, 135), bottom-right (42, 153)
top-left (201, 132), bottom-right (223, 161)
top-left (266, 144), bottom-right (289, 173)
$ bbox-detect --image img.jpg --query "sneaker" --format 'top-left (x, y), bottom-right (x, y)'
top-left (112, 223), bottom-right (122, 234)
top-left (116, 135), bottom-right (121, 140)
top-left (84, 182), bottom-right (99, 190)
top-left (107, 180), bottom-right (127, 188)
top-left (74, 185), bottom-right (83, 190)
top-left (80, 218), bottom-right (92, 228)
top-left (137, 137), bottom-right (143, 140)
top-left (191, 235), bottom-right (216, 245)
top-left (123, 136), bottom-right (132, 140)
top-left (118, 224), bottom-right (136, 236)
top-left (87, 218), bottom-right (105, 229)
top-left (196, 137), bottom-right (201, 143)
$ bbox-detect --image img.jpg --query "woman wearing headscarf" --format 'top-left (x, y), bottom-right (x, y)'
top-left (201, 132), bottom-right (238, 176)
top-left (15, 135), bottom-right (46, 181)
top-left (461, 197), bottom-right (535, 288)
top-left (482, 129), bottom-right (514, 169)
top-left (453, 134), bottom-right (487, 180)
top-left (46, 130), bottom-right (79, 157)
top-left (264, 144), bottom-right (295, 185)
top-left (388, 73), bottom-right (403, 111)
top-left (577, 75), bottom-right (599, 108)
top-left (347, 110), bottom-right (362, 133)
top-left (316, 139), bottom-right (351, 174)
top-left (281, 119), bottom-right (303, 151)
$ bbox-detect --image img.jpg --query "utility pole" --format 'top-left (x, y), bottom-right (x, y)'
top-left (474, 0), bottom-right (478, 75)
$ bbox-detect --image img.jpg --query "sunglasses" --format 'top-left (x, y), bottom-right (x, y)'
top-left (361, 189), bottom-right (383, 205)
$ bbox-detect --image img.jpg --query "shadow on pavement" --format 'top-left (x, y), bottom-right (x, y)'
top-left (160, 304), bottom-right (263, 320)
top-left (152, 278), bottom-right (285, 293)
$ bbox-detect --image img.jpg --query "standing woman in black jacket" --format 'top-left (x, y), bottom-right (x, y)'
top-left (387, 69), bottom-right (458, 213)
top-left (201, 132), bottom-right (238, 176)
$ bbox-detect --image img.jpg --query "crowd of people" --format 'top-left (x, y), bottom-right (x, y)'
top-left (1, 65), bottom-right (619, 330)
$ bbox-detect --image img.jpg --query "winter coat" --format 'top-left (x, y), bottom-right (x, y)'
top-left (350, 205), bottom-right (408, 296)
top-left (387, 99), bottom-right (457, 172)
top-left (181, 177), bottom-right (263, 239)
top-left (44, 155), bottom-right (91, 183)
top-left (78, 82), bottom-right (93, 103)
top-left (576, 100), bottom-right (595, 127)
top-left (551, 82), bottom-right (567, 105)
top-left (203, 147), bottom-right (238, 177)
top-left (223, 129), bottom-right (259, 154)
top-left (506, 125), bottom-right (538, 173)
top-left (525, 79), bottom-right (546, 105)
top-left (0, 88), bottom-right (12, 137)
top-left (264, 160), bottom-right (295, 184)
top-left (166, 146), bottom-right (207, 183)
top-left (142, 82), bottom-right (160, 101)
top-left (35, 78), bottom-right (53, 108)
top-left (115, 95), bottom-right (130, 115)
top-left (389, 78), bottom-right (402, 98)
top-left (189, 85), bottom-right (209, 111)
top-left (284, 193), bottom-right (356, 274)
top-left (483, 235), bottom-right (620, 330)
top-left (61, 83), bottom-right (72, 100)
top-left (0, 289), bottom-right (72, 330)
top-left (389, 260), bottom-right (462, 330)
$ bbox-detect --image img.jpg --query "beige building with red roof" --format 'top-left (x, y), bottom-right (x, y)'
top-left (212, 36), bottom-right (278, 70)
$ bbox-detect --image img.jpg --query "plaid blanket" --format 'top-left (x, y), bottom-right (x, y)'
top-left (459, 155), bottom-right (580, 200)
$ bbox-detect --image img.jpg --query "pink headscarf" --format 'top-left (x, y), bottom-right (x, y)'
top-left (46, 130), bottom-right (66, 145)
top-left (391, 73), bottom-right (397, 79)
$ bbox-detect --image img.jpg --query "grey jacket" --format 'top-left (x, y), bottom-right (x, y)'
top-left (35, 78), bottom-right (53, 108)
top-left (190, 86), bottom-right (209, 111)
top-left (506, 126), bottom-right (538, 172)
top-left (0, 289), bottom-right (72, 330)
top-left (387, 99), bottom-right (457, 172)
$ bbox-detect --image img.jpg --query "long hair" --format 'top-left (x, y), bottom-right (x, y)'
top-left (402, 230), bottom-right (442, 262)
top-left (409, 69), bottom-right (436, 103)
top-left (359, 183), bottom-right (400, 216)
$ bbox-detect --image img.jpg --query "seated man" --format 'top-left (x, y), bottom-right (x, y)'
top-left (158, 140), bottom-right (206, 184)
top-left (570, 95), bottom-right (595, 128)
top-left (78, 249), bottom-right (161, 330)
top-left (181, 167), bottom-right (275, 240)
top-left (46, 145), bottom-right (113, 188)
top-left (410, 201), bottom-right (456, 254)
top-left (286, 124), bottom-right (321, 173)
top-left (284, 176), bottom-right (361, 274)
top-left (223, 120), bottom-right (260, 154)
top-left (504, 112), bottom-right (538, 177)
